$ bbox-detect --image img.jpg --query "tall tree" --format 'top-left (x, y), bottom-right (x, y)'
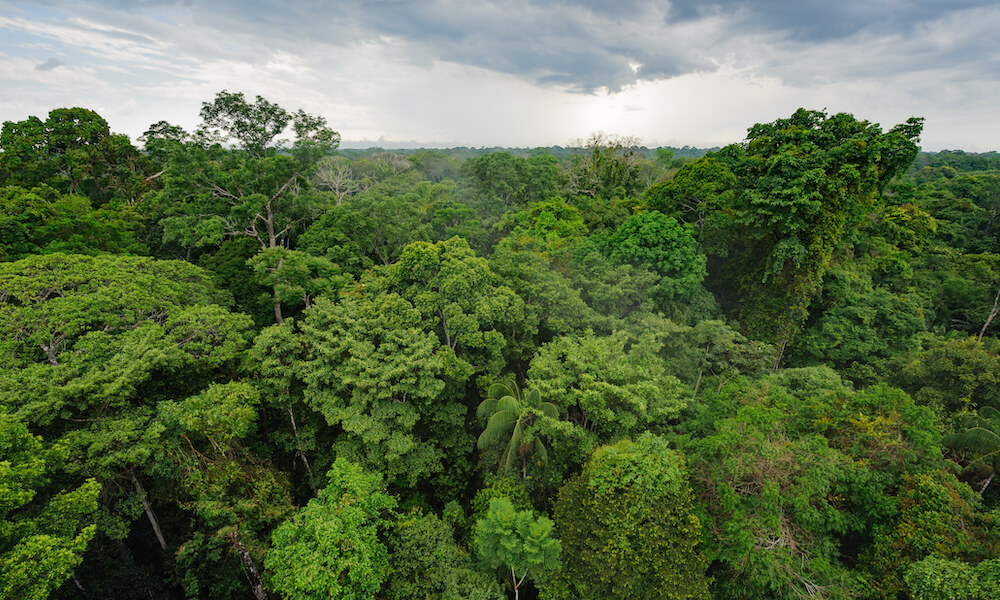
top-left (147, 91), bottom-right (340, 323)
top-left (0, 107), bottom-right (146, 204)
top-left (709, 109), bottom-right (923, 355)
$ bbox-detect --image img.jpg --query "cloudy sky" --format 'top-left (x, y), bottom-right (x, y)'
top-left (1, 0), bottom-right (998, 150)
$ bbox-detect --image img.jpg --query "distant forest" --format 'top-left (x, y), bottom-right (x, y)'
top-left (2, 91), bottom-right (999, 600)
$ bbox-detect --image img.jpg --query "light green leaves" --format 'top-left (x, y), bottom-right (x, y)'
top-left (266, 459), bottom-right (396, 600)
top-left (474, 498), bottom-right (561, 593)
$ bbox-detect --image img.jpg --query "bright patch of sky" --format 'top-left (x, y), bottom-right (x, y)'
top-left (1, 0), bottom-right (997, 151)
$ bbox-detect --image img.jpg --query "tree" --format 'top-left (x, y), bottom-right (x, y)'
top-left (385, 510), bottom-right (503, 600)
top-left (0, 253), bottom-right (215, 368)
top-left (565, 132), bottom-right (644, 202)
top-left (0, 185), bottom-right (145, 261)
top-left (266, 459), bottom-right (397, 600)
top-left (297, 178), bottom-right (435, 275)
top-left (461, 152), bottom-right (560, 228)
top-left (196, 90), bottom-right (339, 160)
top-left (683, 403), bottom-right (855, 600)
top-left (148, 90), bottom-right (340, 323)
top-left (904, 556), bottom-right (1000, 600)
top-left (527, 331), bottom-right (689, 441)
top-left (644, 155), bottom-right (736, 242)
top-left (0, 253), bottom-right (255, 586)
top-left (545, 434), bottom-right (710, 600)
top-left (0, 410), bottom-right (99, 600)
top-left (709, 109), bottom-right (923, 353)
top-left (474, 498), bottom-right (561, 600)
top-left (946, 406), bottom-right (1000, 495)
top-left (476, 380), bottom-right (559, 476)
top-left (311, 155), bottom-right (363, 204)
top-left (0, 107), bottom-right (146, 204)
top-left (606, 210), bottom-right (715, 321)
top-left (865, 471), bottom-right (998, 600)
top-left (371, 237), bottom-right (527, 375)
top-left (299, 292), bottom-right (471, 491)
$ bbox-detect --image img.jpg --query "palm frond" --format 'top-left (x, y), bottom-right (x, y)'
top-left (478, 410), bottom-right (518, 449)
top-left (525, 388), bottom-right (541, 407)
top-left (533, 437), bottom-right (549, 465)
top-left (489, 378), bottom-right (518, 402)
top-left (495, 395), bottom-right (521, 415)
top-left (503, 419), bottom-right (525, 472)
top-left (476, 398), bottom-right (498, 422)
top-left (539, 401), bottom-right (559, 420)
top-left (949, 426), bottom-right (1000, 454)
top-left (978, 406), bottom-right (1000, 422)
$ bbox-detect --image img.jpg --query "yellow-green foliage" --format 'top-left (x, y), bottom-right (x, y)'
top-left (545, 433), bottom-right (710, 600)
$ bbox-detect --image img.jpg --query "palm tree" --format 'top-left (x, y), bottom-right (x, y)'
top-left (476, 379), bottom-right (559, 478)
top-left (946, 406), bottom-right (1000, 495)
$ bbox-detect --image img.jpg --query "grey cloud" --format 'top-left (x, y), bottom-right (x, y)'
top-left (9, 0), bottom-right (998, 92)
top-left (35, 56), bottom-right (65, 70)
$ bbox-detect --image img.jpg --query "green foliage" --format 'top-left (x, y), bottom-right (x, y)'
top-left (386, 510), bottom-right (503, 600)
top-left (0, 185), bottom-right (145, 261)
top-left (297, 177), bottom-right (441, 274)
top-left (684, 401), bottom-right (856, 600)
top-left (488, 235), bottom-right (598, 356)
top-left (710, 109), bottom-right (923, 347)
top-left (0, 107), bottom-right (147, 204)
top-left (300, 292), bottom-right (471, 489)
top-left (790, 262), bottom-right (925, 383)
top-left (474, 498), bottom-right (561, 598)
top-left (196, 90), bottom-right (339, 159)
top-left (565, 133), bottom-right (644, 204)
top-left (462, 152), bottom-right (559, 217)
top-left (889, 335), bottom-right (1000, 414)
top-left (607, 210), bottom-right (715, 321)
top-left (8, 102), bottom-right (1000, 600)
top-left (527, 331), bottom-right (688, 441)
top-left (470, 478), bottom-right (533, 523)
top-left (476, 381), bottom-right (559, 475)
top-left (546, 434), bottom-right (710, 600)
top-left (0, 253), bottom-right (216, 368)
top-left (247, 246), bottom-right (344, 318)
top-left (266, 459), bottom-right (396, 600)
top-left (865, 470), bottom-right (998, 599)
top-left (644, 155), bottom-right (736, 253)
top-left (372, 237), bottom-right (527, 374)
top-left (653, 317), bottom-right (776, 394)
top-left (903, 556), bottom-right (992, 600)
top-left (947, 406), bottom-right (1000, 487)
top-left (0, 411), bottom-right (99, 600)
top-left (569, 239), bottom-right (660, 325)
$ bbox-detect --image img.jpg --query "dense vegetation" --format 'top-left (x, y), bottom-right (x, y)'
top-left (2, 92), bottom-right (999, 600)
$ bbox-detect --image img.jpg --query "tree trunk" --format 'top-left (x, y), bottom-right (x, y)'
top-left (273, 293), bottom-right (284, 325)
top-left (40, 343), bottom-right (59, 366)
top-left (979, 283), bottom-right (1000, 342)
top-left (131, 473), bottom-right (167, 551)
top-left (228, 528), bottom-right (268, 600)
top-left (979, 471), bottom-right (995, 496)
top-left (287, 405), bottom-right (315, 488)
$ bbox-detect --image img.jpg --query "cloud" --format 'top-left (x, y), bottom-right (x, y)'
top-left (4, 0), bottom-right (998, 94)
top-left (1, 0), bottom-right (998, 151)
top-left (34, 56), bottom-right (64, 70)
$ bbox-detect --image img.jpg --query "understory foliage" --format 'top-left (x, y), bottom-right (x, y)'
top-left (4, 96), bottom-right (1000, 600)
